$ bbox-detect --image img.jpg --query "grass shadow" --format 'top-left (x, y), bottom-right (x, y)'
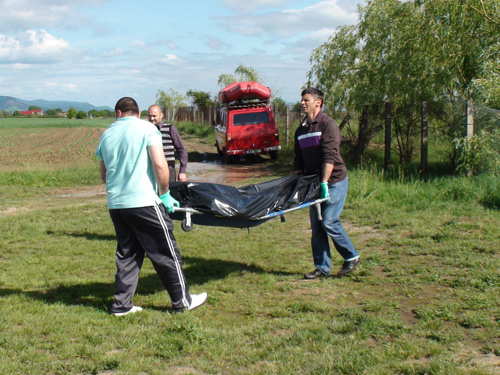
top-left (4, 254), bottom-right (295, 312)
top-left (48, 230), bottom-right (116, 241)
top-left (25, 281), bottom-right (114, 311)
top-left (182, 255), bottom-right (296, 284)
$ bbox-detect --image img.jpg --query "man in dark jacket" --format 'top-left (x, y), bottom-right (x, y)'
top-left (148, 104), bottom-right (188, 182)
top-left (294, 88), bottom-right (360, 279)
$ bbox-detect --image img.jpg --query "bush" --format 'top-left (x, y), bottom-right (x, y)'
top-left (454, 129), bottom-right (500, 176)
top-left (176, 122), bottom-right (214, 138)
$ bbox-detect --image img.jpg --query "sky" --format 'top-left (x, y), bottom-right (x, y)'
top-left (0, 0), bottom-right (364, 110)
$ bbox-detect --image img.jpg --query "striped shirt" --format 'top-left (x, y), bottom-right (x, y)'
top-left (157, 122), bottom-right (188, 173)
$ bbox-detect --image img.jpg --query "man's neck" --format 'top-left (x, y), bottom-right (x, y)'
top-left (307, 109), bottom-right (321, 123)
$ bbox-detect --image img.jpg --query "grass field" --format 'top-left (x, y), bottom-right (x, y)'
top-left (0, 119), bottom-right (499, 374)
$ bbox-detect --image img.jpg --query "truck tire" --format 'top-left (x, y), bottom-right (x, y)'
top-left (216, 141), bottom-right (224, 156)
top-left (224, 153), bottom-right (234, 164)
top-left (270, 151), bottom-right (278, 160)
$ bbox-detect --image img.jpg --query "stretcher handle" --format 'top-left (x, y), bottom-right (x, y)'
top-left (256, 198), bottom-right (328, 221)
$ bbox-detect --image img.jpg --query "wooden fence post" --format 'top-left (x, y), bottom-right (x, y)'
top-left (384, 102), bottom-right (392, 172)
top-left (286, 105), bottom-right (290, 146)
top-left (466, 101), bottom-right (474, 138)
top-left (420, 101), bottom-right (428, 177)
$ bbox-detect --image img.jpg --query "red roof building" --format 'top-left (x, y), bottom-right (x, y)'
top-left (20, 109), bottom-right (44, 116)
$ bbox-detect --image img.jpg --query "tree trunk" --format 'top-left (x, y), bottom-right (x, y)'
top-left (353, 105), bottom-right (370, 165)
top-left (339, 113), bottom-right (350, 130)
top-left (420, 101), bottom-right (428, 177)
top-left (384, 102), bottom-right (392, 172)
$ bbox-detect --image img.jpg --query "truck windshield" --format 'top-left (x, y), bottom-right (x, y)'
top-left (233, 111), bottom-right (270, 126)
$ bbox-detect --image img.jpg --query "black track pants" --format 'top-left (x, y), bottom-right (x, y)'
top-left (108, 204), bottom-right (191, 313)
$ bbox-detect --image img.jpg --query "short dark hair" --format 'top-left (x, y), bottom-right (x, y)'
top-left (301, 87), bottom-right (324, 102)
top-left (115, 97), bottom-right (139, 114)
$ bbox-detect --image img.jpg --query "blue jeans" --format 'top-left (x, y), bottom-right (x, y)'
top-left (309, 177), bottom-right (358, 275)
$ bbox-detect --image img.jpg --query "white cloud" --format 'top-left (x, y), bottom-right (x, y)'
top-left (164, 40), bottom-right (178, 50)
top-left (118, 69), bottom-right (140, 75)
top-left (45, 81), bottom-right (79, 92)
top-left (283, 28), bottom-right (336, 55)
top-left (159, 54), bottom-right (181, 65)
top-left (0, 30), bottom-right (72, 63)
top-left (217, 1), bottom-right (356, 37)
top-left (220, 0), bottom-right (296, 13)
top-left (0, 0), bottom-right (110, 32)
top-left (130, 40), bottom-right (146, 48)
top-left (205, 36), bottom-right (230, 51)
top-left (103, 48), bottom-right (127, 57)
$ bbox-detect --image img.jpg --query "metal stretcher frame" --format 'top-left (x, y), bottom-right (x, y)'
top-left (167, 174), bottom-right (324, 232)
top-left (173, 197), bottom-right (328, 232)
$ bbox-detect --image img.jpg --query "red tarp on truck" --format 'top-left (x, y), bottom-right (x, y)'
top-left (218, 82), bottom-right (271, 103)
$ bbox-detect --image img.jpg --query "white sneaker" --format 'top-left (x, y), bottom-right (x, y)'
top-left (112, 306), bottom-right (143, 316)
top-left (188, 293), bottom-right (207, 311)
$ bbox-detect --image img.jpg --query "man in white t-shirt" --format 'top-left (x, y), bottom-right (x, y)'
top-left (96, 97), bottom-right (206, 316)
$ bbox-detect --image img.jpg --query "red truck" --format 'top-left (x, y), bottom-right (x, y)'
top-left (214, 82), bottom-right (280, 162)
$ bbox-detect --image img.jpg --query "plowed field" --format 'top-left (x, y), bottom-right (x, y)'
top-left (0, 127), bottom-right (105, 171)
top-left (0, 126), bottom-right (274, 184)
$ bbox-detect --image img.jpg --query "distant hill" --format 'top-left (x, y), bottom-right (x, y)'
top-left (0, 96), bottom-right (112, 112)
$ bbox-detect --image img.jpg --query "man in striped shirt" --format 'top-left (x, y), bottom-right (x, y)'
top-left (294, 88), bottom-right (360, 279)
top-left (148, 105), bottom-right (188, 182)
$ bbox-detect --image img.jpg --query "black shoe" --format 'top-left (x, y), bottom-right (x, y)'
top-left (304, 269), bottom-right (327, 279)
top-left (337, 258), bottom-right (360, 276)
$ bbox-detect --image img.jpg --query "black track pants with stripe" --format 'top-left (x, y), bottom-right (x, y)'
top-left (108, 203), bottom-right (191, 313)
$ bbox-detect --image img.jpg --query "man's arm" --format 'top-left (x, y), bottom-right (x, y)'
top-left (321, 163), bottom-right (334, 183)
top-left (171, 127), bottom-right (188, 182)
top-left (99, 160), bottom-right (106, 183)
top-left (148, 144), bottom-right (170, 195)
top-left (170, 126), bottom-right (188, 181)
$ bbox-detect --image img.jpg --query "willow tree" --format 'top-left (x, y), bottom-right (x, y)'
top-left (309, 0), bottom-right (500, 166)
top-left (310, 0), bottom-right (430, 164)
top-left (217, 64), bottom-right (262, 88)
top-left (155, 88), bottom-right (187, 121)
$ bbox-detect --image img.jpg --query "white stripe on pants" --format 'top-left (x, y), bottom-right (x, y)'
top-left (109, 204), bottom-right (191, 313)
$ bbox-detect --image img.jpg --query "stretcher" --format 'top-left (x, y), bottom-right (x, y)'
top-left (168, 174), bottom-right (326, 231)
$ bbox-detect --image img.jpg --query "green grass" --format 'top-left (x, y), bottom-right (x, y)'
top-left (0, 164), bottom-right (101, 187)
top-left (0, 124), bottom-right (499, 374)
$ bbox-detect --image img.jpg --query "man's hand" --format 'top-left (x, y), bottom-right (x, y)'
top-left (320, 182), bottom-right (330, 199)
top-left (178, 173), bottom-right (187, 182)
top-left (160, 191), bottom-right (180, 213)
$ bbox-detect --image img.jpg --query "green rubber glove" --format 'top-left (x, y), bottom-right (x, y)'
top-left (320, 182), bottom-right (330, 199)
top-left (160, 191), bottom-right (180, 213)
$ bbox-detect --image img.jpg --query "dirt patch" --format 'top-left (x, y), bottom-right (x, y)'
top-left (53, 185), bottom-right (107, 198)
top-left (164, 367), bottom-right (206, 375)
top-left (457, 343), bottom-right (500, 373)
top-left (187, 160), bottom-right (273, 184)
